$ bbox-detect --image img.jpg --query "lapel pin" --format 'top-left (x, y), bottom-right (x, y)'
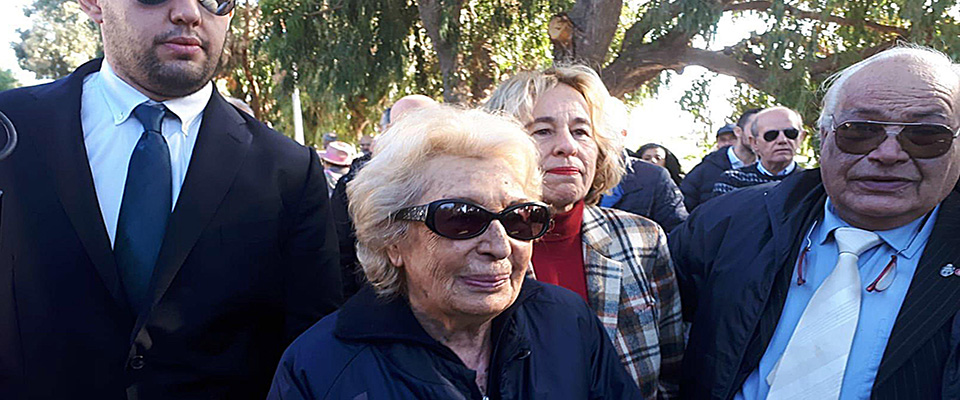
top-left (940, 263), bottom-right (956, 278)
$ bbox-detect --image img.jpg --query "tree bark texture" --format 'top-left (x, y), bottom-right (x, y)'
top-left (418, 0), bottom-right (465, 103)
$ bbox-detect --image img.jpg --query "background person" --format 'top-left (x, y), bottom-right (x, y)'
top-left (712, 106), bottom-right (806, 196)
top-left (639, 143), bottom-right (685, 186)
top-left (485, 65), bottom-right (683, 399)
top-left (268, 106), bottom-right (642, 399)
top-left (680, 109), bottom-right (762, 211)
top-left (320, 140), bottom-right (356, 196)
top-left (0, 0), bottom-right (342, 398)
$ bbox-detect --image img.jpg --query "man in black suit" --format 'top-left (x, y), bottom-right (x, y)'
top-left (670, 45), bottom-right (960, 399)
top-left (0, 0), bottom-right (341, 398)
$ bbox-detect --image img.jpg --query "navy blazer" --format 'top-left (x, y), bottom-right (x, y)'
top-left (669, 169), bottom-right (960, 399)
top-left (269, 280), bottom-right (643, 400)
top-left (0, 59), bottom-right (342, 399)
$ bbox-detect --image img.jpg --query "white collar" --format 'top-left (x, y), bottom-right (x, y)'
top-left (97, 60), bottom-right (212, 136)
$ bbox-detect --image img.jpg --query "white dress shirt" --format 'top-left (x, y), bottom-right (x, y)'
top-left (81, 60), bottom-right (211, 247)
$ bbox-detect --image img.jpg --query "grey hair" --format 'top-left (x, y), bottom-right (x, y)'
top-left (818, 44), bottom-right (958, 132)
top-left (347, 105), bottom-right (542, 299)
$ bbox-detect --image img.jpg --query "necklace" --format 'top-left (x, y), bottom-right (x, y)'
top-left (795, 212), bottom-right (931, 292)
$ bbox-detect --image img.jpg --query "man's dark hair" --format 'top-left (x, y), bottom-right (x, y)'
top-left (736, 108), bottom-right (763, 130)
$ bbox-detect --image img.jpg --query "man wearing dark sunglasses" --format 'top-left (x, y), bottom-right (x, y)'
top-left (670, 45), bottom-right (960, 399)
top-left (0, 0), bottom-right (342, 399)
top-left (712, 107), bottom-right (806, 197)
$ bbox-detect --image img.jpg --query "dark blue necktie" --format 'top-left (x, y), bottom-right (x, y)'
top-left (115, 103), bottom-right (172, 313)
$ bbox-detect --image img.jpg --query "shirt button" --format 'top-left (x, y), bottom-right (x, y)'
top-left (129, 355), bottom-right (146, 370)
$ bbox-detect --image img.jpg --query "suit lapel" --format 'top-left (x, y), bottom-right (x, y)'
top-left (874, 187), bottom-right (960, 386)
top-left (582, 206), bottom-right (623, 338)
top-left (134, 92), bottom-right (251, 332)
top-left (37, 59), bottom-right (126, 305)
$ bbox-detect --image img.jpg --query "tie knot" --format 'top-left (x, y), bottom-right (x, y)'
top-left (133, 103), bottom-right (167, 134)
top-left (833, 227), bottom-right (883, 256)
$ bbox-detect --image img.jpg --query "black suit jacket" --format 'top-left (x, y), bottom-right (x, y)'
top-left (0, 59), bottom-right (342, 399)
top-left (669, 169), bottom-right (960, 399)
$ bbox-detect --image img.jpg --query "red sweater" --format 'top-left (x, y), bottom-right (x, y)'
top-left (532, 201), bottom-right (588, 302)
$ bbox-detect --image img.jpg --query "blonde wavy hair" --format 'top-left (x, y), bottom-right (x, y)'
top-left (347, 105), bottom-right (542, 298)
top-left (484, 64), bottom-right (625, 205)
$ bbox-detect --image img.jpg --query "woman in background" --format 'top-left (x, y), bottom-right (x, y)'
top-left (638, 143), bottom-right (685, 187)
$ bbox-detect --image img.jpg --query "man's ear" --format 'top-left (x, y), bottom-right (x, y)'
top-left (749, 134), bottom-right (758, 152)
top-left (77, 0), bottom-right (104, 24)
top-left (733, 126), bottom-right (744, 139)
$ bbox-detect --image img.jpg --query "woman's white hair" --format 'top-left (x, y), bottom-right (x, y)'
top-left (346, 105), bottom-right (542, 298)
top-left (818, 44), bottom-right (958, 132)
top-left (483, 64), bottom-right (626, 206)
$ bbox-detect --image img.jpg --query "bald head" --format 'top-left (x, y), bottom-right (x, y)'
top-left (389, 95), bottom-right (439, 126)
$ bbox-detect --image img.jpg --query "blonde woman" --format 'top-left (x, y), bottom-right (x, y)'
top-left (486, 65), bottom-right (683, 399)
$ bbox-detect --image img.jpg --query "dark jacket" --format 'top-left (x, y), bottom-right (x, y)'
top-left (678, 146), bottom-right (733, 211)
top-left (668, 169), bottom-right (960, 399)
top-left (268, 280), bottom-right (643, 400)
top-left (330, 153), bottom-right (370, 300)
top-left (710, 162), bottom-right (805, 197)
top-left (604, 158), bottom-right (688, 232)
top-left (0, 59), bottom-right (342, 399)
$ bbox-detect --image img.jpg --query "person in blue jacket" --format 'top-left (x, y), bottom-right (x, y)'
top-left (268, 106), bottom-right (642, 399)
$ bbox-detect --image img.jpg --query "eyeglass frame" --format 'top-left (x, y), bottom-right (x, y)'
top-left (393, 199), bottom-right (552, 241)
top-left (827, 115), bottom-right (960, 159)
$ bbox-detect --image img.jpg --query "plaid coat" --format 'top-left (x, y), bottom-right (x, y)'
top-left (580, 205), bottom-right (684, 399)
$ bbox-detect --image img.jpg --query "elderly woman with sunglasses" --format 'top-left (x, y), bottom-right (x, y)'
top-left (267, 106), bottom-right (642, 400)
top-left (485, 65), bottom-right (683, 399)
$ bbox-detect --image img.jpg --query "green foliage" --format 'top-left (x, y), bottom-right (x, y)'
top-left (0, 69), bottom-right (20, 92)
top-left (13, 0), bottom-right (101, 80)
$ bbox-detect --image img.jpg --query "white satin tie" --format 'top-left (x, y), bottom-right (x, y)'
top-left (766, 227), bottom-right (883, 400)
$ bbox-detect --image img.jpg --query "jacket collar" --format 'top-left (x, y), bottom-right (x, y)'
top-left (335, 279), bottom-right (542, 348)
top-left (706, 145), bottom-right (734, 169)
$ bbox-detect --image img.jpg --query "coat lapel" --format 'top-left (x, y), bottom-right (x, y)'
top-left (36, 59), bottom-right (126, 305)
top-left (582, 206), bottom-right (623, 338)
top-left (873, 186), bottom-right (960, 387)
top-left (133, 91), bottom-right (251, 332)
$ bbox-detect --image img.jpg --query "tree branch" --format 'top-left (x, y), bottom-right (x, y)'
top-left (724, 1), bottom-right (908, 36)
top-left (602, 35), bottom-right (771, 98)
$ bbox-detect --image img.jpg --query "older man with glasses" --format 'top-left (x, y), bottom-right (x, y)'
top-left (669, 45), bottom-right (960, 399)
top-left (0, 0), bottom-right (342, 398)
top-left (712, 107), bottom-right (807, 197)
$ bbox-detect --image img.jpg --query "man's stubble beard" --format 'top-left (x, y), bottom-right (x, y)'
top-left (135, 43), bottom-right (223, 98)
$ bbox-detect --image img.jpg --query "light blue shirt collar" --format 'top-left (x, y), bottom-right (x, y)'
top-left (97, 60), bottom-right (212, 136)
top-left (818, 198), bottom-right (935, 260)
top-left (756, 160), bottom-right (796, 176)
top-left (727, 146), bottom-right (745, 169)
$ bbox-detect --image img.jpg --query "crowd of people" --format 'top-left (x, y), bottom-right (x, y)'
top-left (0, 1), bottom-right (959, 399)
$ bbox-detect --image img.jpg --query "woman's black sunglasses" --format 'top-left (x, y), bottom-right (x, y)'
top-left (762, 128), bottom-right (800, 142)
top-left (393, 199), bottom-right (552, 241)
top-left (137, 0), bottom-right (235, 16)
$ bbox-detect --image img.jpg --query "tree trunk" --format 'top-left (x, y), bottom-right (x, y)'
top-left (565, 0), bottom-right (623, 68)
top-left (418, 0), bottom-right (464, 103)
